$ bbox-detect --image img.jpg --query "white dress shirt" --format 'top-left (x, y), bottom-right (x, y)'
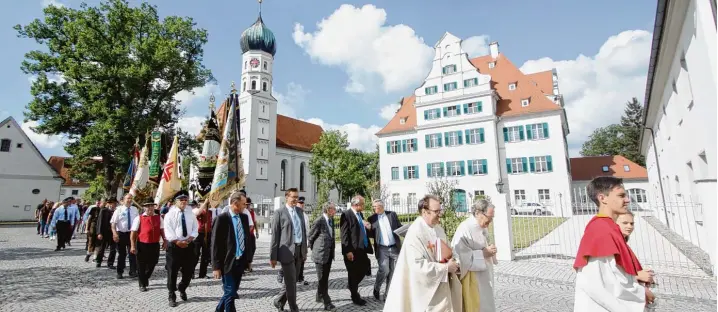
top-left (163, 206), bottom-right (199, 242)
top-left (131, 213), bottom-right (164, 231)
top-left (110, 205), bottom-right (140, 233)
top-left (323, 214), bottom-right (333, 237)
top-left (377, 213), bottom-right (396, 246)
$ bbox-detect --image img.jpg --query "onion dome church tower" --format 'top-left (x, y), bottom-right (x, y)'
top-left (237, 0), bottom-right (278, 195)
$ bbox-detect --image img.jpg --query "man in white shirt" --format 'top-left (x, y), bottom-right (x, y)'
top-left (163, 191), bottom-right (199, 308)
top-left (367, 199), bottom-right (403, 302)
top-left (110, 194), bottom-right (140, 279)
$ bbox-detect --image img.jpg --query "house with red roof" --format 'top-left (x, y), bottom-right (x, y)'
top-left (377, 33), bottom-right (572, 215)
top-left (569, 155), bottom-right (651, 211)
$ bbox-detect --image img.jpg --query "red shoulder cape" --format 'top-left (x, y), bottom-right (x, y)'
top-left (573, 215), bottom-right (642, 276)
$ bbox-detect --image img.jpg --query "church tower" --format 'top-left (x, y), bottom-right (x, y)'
top-left (237, 2), bottom-right (278, 197)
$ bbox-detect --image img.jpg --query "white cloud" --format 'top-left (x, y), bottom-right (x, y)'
top-left (27, 73), bottom-right (66, 85)
top-left (292, 4), bottom-right (434, 93)
top-left (21, 120), bottom-right (64, 149)
top-left (461, 35), bottom-right (491, 57)
top-left (274, 82), bottom-right (309, 118)
top-left (304, 118), bottom-right (381, 152)
top-left (175, 83), bottom-right (221, 108)
top-left (379, 103), bottom-right (400, 121)
top-left (41, 0), bottom-right (64, 8)
top-left (519, 30), bottom-right (653, 157)
top-left (177, 116), bottom-right (206, 136)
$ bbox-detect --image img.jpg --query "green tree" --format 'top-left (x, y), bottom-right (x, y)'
top-left (426, 177), bottom-right (464, 241)
top-left (580, 98), bottom-right (646, 166)
top-left (309, 130), bottom-right (366, 202)
top-left (16, 0), bottom-right (214, 198)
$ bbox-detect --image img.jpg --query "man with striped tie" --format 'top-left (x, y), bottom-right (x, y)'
top-left (163, 191), bottom-right (199, 308)
top-left (211, 191), bottom-right (252, 312)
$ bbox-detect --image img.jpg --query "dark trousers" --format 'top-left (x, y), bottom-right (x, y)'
top-left (276, 245), bottom-right (302, 310)
top-left (315, 260), bottom-right (333, 304)
top-left (247, 235), bottom-right (256, 264)
top-left (344, 250), bottom-right (370, 299)
top-left (137, 242), bottom-right (160, 288)
top-left (216, 257), bottom-right (247, 312)
top-left (95, 236), bottom-right (117, 266)
top-left (298, 259), bottom-right (306, 281)
top-left (193, 232), bottom-right (211, 278)
top-left (116, 232), bottom-right (137, 275)
top-left (55, 221), bottom-right (70, 249)
top-left (374, 245), bottom-right (399, 294)
top-left (166, 242), bottom-right (195, 297)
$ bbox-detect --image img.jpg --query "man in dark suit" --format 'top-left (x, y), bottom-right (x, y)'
top-left (211, 191), bottom-right (252, 312)
top-left (366, 199), bottom-right (403, 302)
top-left (340, 195), bottom-right (373, 306)
top-left (270, 188), bottom-right (307, 312)
top-left (309, 202), bottom-right (338, 311)
top-left (95, 198), bottom-right (118, 268)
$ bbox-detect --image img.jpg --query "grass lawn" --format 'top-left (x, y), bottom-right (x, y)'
top-left (488, 216), bottom-right (568, 249)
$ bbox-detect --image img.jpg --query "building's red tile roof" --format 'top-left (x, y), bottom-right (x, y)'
top-left (570, 155), bottom-right (648, 181)
top-left (48, 156), bottom-right (91, 187)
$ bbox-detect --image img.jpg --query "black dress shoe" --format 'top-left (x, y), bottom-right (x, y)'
top-left (108, 265), bottom-right (116, 269)
top-left (273, 299), bottom-right (284, 311)
top-left (129, 272), bottom-right (138, 278)
top-left (117, 274), bottom-right (123, 279)
top-left (352, 298), bottom-right (366, 306)
top-left (54, 248), bottom-right (61, 251)
top-left (95, 262), bottom-right (101, 268)
top-left (168, 298), bottom-right (177, 307)
top-left (373, 289), bottom-right (380, 300)
top-left (179, 290), bottom-right (187, 301)
top-left (297, 280), bottom-right (309, 286)
top-left (315, 294), bottom-right (322, 303)
top-left (84, 254), bottom-right (90, 262)
top-left (324, 303), bottom-right (336, 311)
top-left (140, 286), bottom-right (148, 292)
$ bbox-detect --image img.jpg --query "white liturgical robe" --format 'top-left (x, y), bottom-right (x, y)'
top-left (451, 216), bottom-right (496, 312)
top-left (574, 256), bottom-right (646, 311)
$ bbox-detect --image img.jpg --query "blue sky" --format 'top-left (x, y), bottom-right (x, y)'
top-left (0, 0), bottom-right (657, 159)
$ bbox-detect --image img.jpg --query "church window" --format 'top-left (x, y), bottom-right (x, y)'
top-left (262, 82), bottom-right (268, 91)
top-left (251, 80), bottom-right (257, 90)
top-left (0, 139), bottom-right (10, 152)
top-left (263, 61), bottom-right (267, 70)
top-left (242, 81), bottom-right (246, 91)
top-left (280, 160), bottom-right (287, 190)
top-left (244, 61), bottom-right (247, 70)
top-left (299, 162), bottom-right (306, 191)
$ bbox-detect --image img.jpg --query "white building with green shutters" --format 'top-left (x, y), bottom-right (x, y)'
top-left (376, 32), bottom-right (572, 215)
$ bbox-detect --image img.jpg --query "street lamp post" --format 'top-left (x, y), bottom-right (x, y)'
top-left (644, 127), bottom-right (670, 229)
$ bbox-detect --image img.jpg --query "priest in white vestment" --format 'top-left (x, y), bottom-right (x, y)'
top-left (383, 194), bottom-right (463, 312)
top-left (451, 199), bottom-right (497, 312)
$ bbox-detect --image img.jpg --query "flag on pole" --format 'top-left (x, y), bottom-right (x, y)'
top-left (196, 94), bottom-right (221, 199)
top-left (148, 129), bottom-right (163, 183)
top-left (154, 135), bottom-right (182, 205)
top-left (129, 136), bottom-right (151, 197)
top-left (208, 86), bottom-right (244, 207)
top-left (122, 140), bottom-right (140, 190)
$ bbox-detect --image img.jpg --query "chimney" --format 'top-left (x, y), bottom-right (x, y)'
top-left (489, 41), bottom-right (499, 58)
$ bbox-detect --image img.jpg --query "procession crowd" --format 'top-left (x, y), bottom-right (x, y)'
top-left (35, 176), bottom-right (657, 312)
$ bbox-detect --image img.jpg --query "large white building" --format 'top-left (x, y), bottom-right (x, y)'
top-left (377, 33), bottom-right (572, 215)
top-left (200, 13), bottom-right (328, 206)
top-left (0, 116), bottom-right (63, 221)
top-left (640, 0), bottom-right (716, 268)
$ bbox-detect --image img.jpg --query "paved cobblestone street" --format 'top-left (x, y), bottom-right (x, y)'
top-left (0, 225), bottom-right (715, 311)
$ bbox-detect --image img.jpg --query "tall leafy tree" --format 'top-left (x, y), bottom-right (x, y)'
top-left (309, 130), bottom-right (366, 202)
top-left (16, 0), bottom-right (214, 197)
top-left (580, 98), bottom-right (646, 166)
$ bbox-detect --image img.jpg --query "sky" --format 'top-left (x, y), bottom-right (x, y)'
top-left (0, 0), bottom-right (658, 159)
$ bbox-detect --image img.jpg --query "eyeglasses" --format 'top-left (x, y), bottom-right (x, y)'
top-left (427, 208), bottom-right (443, 214)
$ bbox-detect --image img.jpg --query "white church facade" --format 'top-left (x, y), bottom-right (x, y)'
top-left (377, 33), bottom-right (573, 216)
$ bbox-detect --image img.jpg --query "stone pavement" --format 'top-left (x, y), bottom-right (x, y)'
top-left (0, 225), bottom-right (716, 312)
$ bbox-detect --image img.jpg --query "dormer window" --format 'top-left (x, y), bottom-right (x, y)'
top-left (488, 62), bottom-right (496, 69)
top-left (508, 82), bottom-right (517, 91)
top-left (399, 117), bottom-right (407, 124)
top-left (442, 65), bottom-right (457, 75)
top-left (521, 98), bottom-right (530, 107)
top-left (602, 165), bottom-right (609, 172)
top-left (623, 165), bottom-right (630, 172)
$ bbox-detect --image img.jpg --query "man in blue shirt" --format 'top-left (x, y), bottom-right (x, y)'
top-left (51, 197), bottom-right (77, 251)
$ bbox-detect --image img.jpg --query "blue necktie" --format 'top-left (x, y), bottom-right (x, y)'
top-left (357, 212), bottom-right (368, 248)
top-left (126, 207), bottom-right (131, 231)
top-left (181, 211), bottom-right (188, 237)
top-left (235, 215), bottom-right (245, 256)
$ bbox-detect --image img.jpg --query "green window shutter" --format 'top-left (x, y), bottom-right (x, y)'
top-left (481, 159), bottom-right (488, 174)
top-left (427, 163), bottom-right (433, 177)
top-left (467, 160), bottom-right (474, 175)
top-left (386, 142), bottom-right (391, 154)
top-left (402, 140), bottom-right (407, 153)
top-left (424, 110), bottom-right (429, 120)
top-left (463, 79), bottom-right (468, 87)
top-left (543, 122), bottom-right (550, 138)
top-left (465, 130), bottom-right (470, 144)
top-left (503, 127), bottom-right (509, 142)
top-left (442, 67), bottom-right (446, 75)
top-left (473, 78), bottom-right (478, 86)
top-left (457, 131), bottom-right (463, 145)
top-left (444, 132), bottom-right (449, 146)
top-left (440, 162), bottom-right (445, 176)
top-left (547, 155), bottom-right (553, 172)
top-left (479, 128), bottom-right (485, 143)
top-left (463, 104), bottom-right (468, 114)
top-left (519, 125), bottom-right (525, 140)
top-left (414, 166), bottom-right (420, 179)
top-left (477, 101), bottom-right (483, 112)
top-left (413, 138), bottom-right (418, 151)
top-left (529, 156), bottom-right (536, 172)
top-left (403, 167), bottom-right (408, 179)
top-left (425, 135), bottom-right (430, 148)
top-left (456, 105), bottom-right (462, 115)
top-left (443, 107), bottom-right (448, 117)
top-left (452, 82), bottom-right (457, 89)
top-left (506, 158), bottom-right (512, 174)
top-left (521, 157), bottom-right (528, 172)
top-left (526, 125), bottom-right (533, 140)
top-left (437, 134), bottom-right (443, 147)
top-left (435, 108), bottom-right (441, 117)
top-left (460, 161), bottom-right (466, 176)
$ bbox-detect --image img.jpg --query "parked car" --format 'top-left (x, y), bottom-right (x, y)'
top-left (511, 202), bottom-right (550, 215)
